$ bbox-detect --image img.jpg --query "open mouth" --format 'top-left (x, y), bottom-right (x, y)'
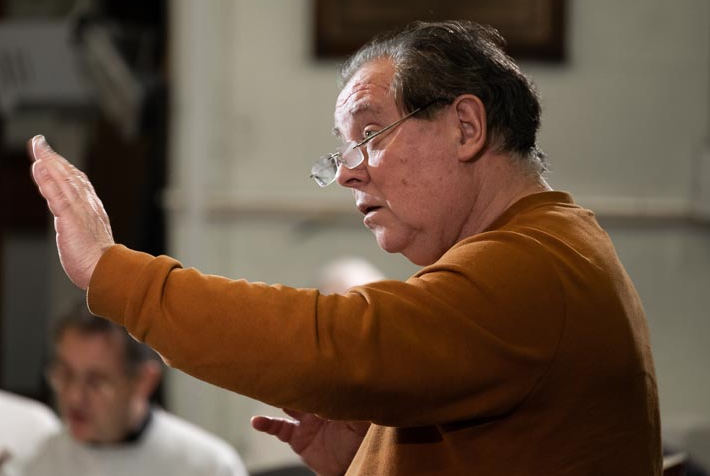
top-left (356, 197), bottom-right (383, 216)
top-left (69, 412), bottom-right (88, 424)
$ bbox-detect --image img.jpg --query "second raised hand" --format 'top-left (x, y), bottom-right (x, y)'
top-left (251, 410), bottom-right (369, 476)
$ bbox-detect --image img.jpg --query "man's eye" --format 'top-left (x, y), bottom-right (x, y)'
top-left (363, 129), bottom-right (377, 139)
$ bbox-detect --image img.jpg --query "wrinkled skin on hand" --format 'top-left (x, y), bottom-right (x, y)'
top-left (251, 409), bottom-right (370, 476)
top-left (28, 135), bottom-right (115, 290)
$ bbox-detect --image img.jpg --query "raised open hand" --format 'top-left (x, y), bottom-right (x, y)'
top-left (27, 135), bottom-right (115, 290)
top-left (251, 409), bottom-right (369, 476)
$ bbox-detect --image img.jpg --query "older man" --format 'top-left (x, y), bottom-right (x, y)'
top-left (23, 305), bottom-right (247, 476)
top-left (28, 20), bottom-right (660, 475)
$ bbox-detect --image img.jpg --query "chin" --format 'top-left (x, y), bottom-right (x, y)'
top-left (375, 232), bottom-right (438, 266)
top-left (374, 231), bottom-right (404, 255)
top-left (69, 425), bottom-right (95, 443)
top-left (402, 250), bottom-right (440, 266)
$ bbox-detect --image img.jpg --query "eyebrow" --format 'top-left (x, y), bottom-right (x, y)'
top-left (332, 101), bottom-right (384, 138)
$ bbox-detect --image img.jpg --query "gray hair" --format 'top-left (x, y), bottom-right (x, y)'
top-left (339, 20), bottom-right (548, 176)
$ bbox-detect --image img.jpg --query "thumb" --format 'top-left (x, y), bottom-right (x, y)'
top-left (250, 416), bottom-right (297, 442)
top-left (250, 415), bottom-right (271, 431)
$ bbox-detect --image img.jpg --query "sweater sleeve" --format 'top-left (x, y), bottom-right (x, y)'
top-left (87, 237), bottom-right (564, 427)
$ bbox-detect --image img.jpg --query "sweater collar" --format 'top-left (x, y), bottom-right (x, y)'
top-left (482, 190), bottom-right (575, 233)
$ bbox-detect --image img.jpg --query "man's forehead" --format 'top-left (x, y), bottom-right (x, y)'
top-left (332, 99), bottom-right (385, 137)
top-left (333, 59), bottom-right (396, 135)
top-left (57, 330), bottom-right (126, 364)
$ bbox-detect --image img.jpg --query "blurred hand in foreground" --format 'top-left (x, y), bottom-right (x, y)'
top-left (251, 409), bottom-right (369, 476)
top-left (28, 135), bottom-right (115, 290)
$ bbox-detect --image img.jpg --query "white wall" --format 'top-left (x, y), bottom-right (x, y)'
top-left (167, 0), bottom-right (710, 470)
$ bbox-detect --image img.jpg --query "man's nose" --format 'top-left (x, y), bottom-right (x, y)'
top-left (335, 159), bottom-right (369, 188)
top-left (62, 381), bottom-right (88, 405)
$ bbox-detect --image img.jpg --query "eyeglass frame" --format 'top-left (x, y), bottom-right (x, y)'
top-left (310, 100), bottom-right (442, 187)
top-left (45, 361), bottom-right (133, 398)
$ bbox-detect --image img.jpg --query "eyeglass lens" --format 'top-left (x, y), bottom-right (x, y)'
top-left (46, 366), bottom-right (119, 396)
top-left (311, 155), bottom-right (338, 187)
top-left (310, 142), bottom-right (365, 187)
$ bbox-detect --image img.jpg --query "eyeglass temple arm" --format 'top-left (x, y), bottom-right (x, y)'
top-left (352, 107), bottom-right (423, 148)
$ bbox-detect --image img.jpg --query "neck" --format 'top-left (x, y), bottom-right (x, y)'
top-left (461, 153), bottom-right (551, 237)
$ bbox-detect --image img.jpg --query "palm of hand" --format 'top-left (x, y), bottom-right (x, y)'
top-left (288, 412), bottom-right (369, 475)
top-left (252, 410), bottom-right (369, 476)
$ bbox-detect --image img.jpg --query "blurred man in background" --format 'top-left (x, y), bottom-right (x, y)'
top-left (23, 304), bottom-right (247, 476)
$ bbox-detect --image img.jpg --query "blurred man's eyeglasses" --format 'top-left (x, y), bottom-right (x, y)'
top-left (46, 364), bottom-right (125, 398)
top-left (310, 103), bottom-right (437, 187)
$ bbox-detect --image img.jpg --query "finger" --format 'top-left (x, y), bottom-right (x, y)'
top-left (28, 139), bottom-right (42, 188)
top-left (32, 161), bottom-right (70, 216)
top-left (250, 415), bottom-right (273, 432)
top-left (250, 416), bottom-right (296, 443)
top-left (32, 158), bottom-right (82, 217)
top-left (29, 135), bottom-right (73, 176)
top-left (30, 135), bottom-right (86, 196)
top-left (251, 415), bottom-right (297, 432)
top-left (32, 145), bottom-right (99, 220)
top-left (43, 152), bottom-right (85, 203)
top-left (29, 135), bottom-right (65, 165)
top-left (27, 135), bottom-right (45, 162)
top-left (53, 158), bottom-right (110, 227)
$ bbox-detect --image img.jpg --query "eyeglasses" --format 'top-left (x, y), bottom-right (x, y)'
top-left (46, 364), bottom-right (127, 398)
top-left (310, 104), bottom-right (434, 187)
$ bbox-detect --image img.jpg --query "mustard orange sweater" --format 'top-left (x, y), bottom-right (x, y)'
top-left (88, 191), bottom-right (661, 475)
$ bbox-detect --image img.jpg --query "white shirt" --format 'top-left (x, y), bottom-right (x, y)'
top-left (22, 408), bottom-right (247, 476)
top-left (0, 390), bottom-right (61, 476)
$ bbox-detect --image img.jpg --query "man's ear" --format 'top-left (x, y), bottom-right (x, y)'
top-left (135, 360), bottom-right (162, 400)
top-left (452, 94), bottom-right (487, 162)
